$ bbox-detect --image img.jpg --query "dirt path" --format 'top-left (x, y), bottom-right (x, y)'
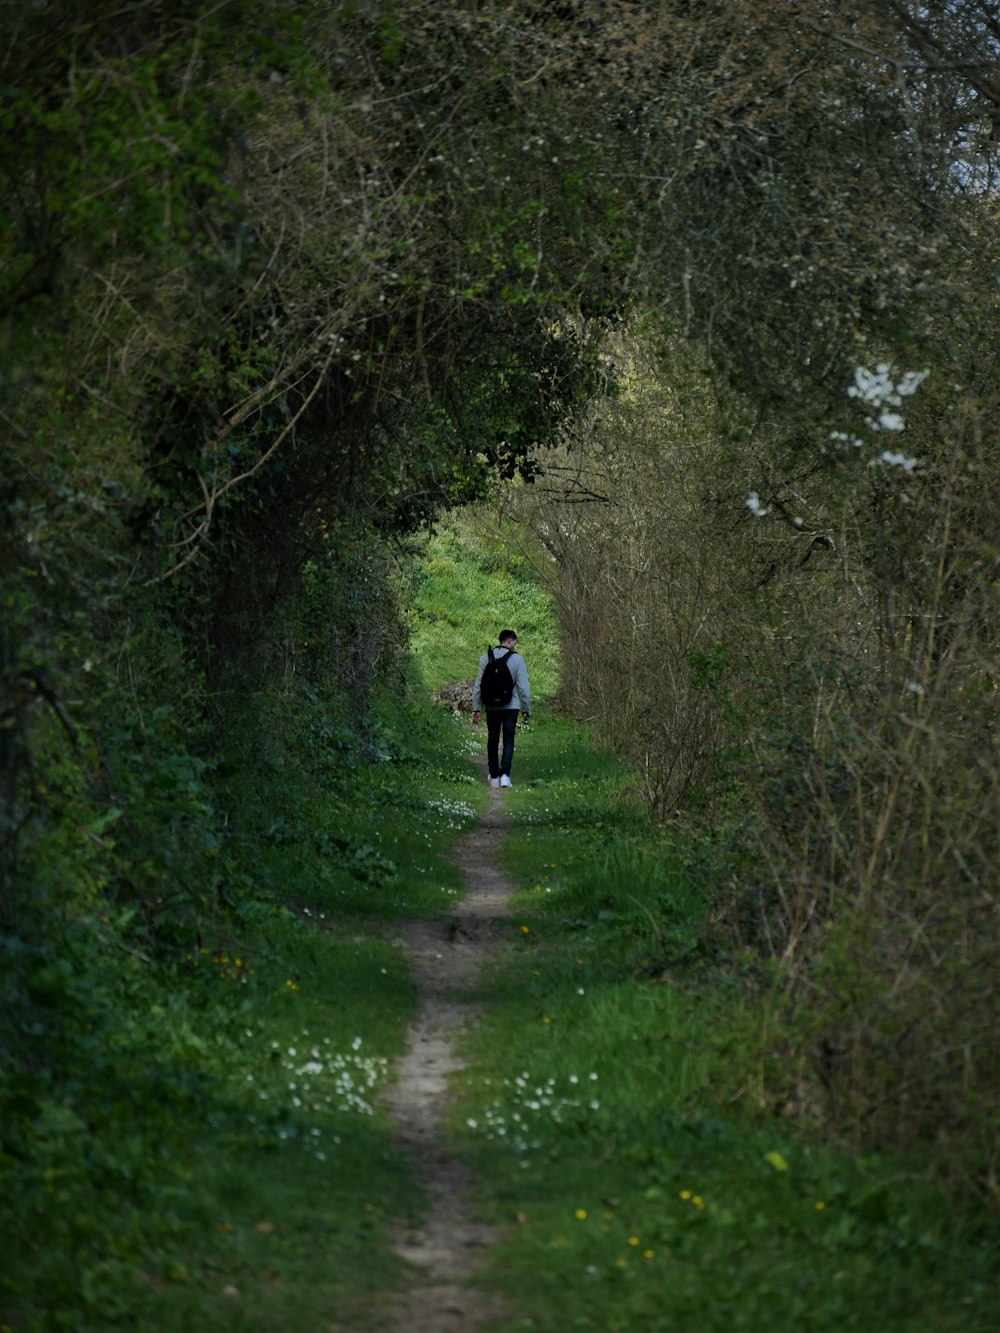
top-left (382, 759), bottom-right (514, 1332)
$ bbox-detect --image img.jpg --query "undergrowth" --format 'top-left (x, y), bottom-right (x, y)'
top-left (0, 692), bottom-right (481, 1332)
top-left (455, 716), bottom-right (1000, 1332)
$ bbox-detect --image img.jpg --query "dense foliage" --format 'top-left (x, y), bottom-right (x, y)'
top-left (1, 17), bottom-right (611, 985)
top-left (460, 711), bottom-right (1000, 1331)
top-left (4, 1), bottom-right (1000, 1324)
top-left (500, 2), bottom-right (1000, 1197)
top-left (0, 5), bottom-right (619, 1323)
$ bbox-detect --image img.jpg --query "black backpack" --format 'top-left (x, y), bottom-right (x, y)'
top-left (480, 646), bottom-right (515, 708)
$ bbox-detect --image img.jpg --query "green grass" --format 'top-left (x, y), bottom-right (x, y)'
top-left (451, 717), bottom-right (1000, 1332)
top-left (241, 753), bottom-right (483, 921)
top-left (1, 696), bottom-right (485, 1333)
top-left (11, 520), bottom-right (998, 1332)
top-left (410, 516), bottom-right (560, 697)
top-left (123, 917), bottom-right (418, 1332)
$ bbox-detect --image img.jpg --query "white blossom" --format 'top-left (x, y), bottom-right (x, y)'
top-left (846, 364), bottom-right (928, 434)
top-left (872, 450), bottom-right (918, 471)
top-left (877, 412), bottom-right (905, 432)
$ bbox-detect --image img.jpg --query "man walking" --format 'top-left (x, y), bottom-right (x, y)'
top-left (472, 630), bottom-right (530, 789)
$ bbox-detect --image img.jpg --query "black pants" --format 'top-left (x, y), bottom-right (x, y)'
top-left (486, 709), bottom-right (519, 779)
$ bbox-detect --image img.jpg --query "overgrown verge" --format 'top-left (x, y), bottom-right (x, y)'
top-left (455, 717), bottom-right (1000, 1332)
top-left (0, 670), bottom-right (483, 1332)
top-left (505, 326), bottom-right (1000, 1201)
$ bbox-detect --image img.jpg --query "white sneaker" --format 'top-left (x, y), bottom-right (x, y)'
top-left (500, 774), bottom-right (513, 788)
top-left (489, 777), bottom-right (500, 788)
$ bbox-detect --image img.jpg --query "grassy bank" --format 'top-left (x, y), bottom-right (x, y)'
top-left (410, 515), bottom-right (560, 697)
top-left (2, 698), bottom-right (483, 1332)
top-left (454, 715), bottom-right (1000, 1332)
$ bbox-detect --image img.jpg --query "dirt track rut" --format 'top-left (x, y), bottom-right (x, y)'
top-left (382, 763), bottom-right (513, 1332)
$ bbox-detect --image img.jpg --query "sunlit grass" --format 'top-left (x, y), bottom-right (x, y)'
top-left (410, 522), bottom-right (560, 698)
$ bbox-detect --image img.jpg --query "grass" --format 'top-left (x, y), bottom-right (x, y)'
top-left (1, 697), bottom-right (485, 1333)
top-left (124, 926), bottom-right (417, 1332)
top-left (138, 705), bottom-right (489, 1329)
top-left (451, 715), bottom-right (1000, 1332)
top-left (410, 515), bottom-right (560, 697)
top-left (9, 520), bottom-right (998, 1331)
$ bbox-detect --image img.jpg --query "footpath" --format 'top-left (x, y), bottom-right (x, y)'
top-left (366, 718), bottom-right (997, 1333)
top-left (382, 759), bottom-right (511, 1331)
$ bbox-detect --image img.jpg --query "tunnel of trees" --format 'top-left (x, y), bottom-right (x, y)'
top-left (3, 1), bottom-right (1000, 1305)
